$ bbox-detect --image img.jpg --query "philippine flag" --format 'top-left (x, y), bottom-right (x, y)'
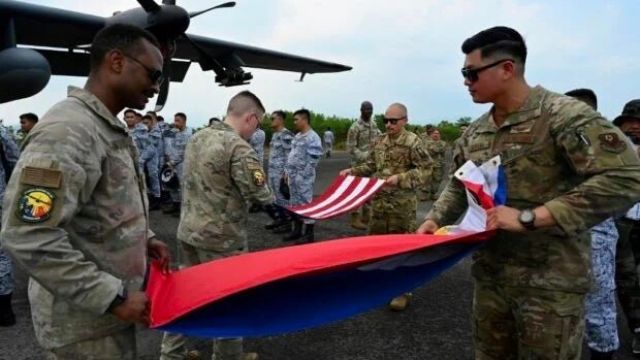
top-left (146, 157), bottom-right (506, 338)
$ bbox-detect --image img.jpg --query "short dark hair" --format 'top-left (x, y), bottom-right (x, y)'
top-left (174, 112), bottom-right (187, 121)
top-left (90, 24), bottom-right (160, 69)
top-left (565, 88), bottom-right (598, 110)
top-left (462, 26), bottom-right (527, 65)
top-left (142, 114), bottom-right (153, 121)
top-left (209, 117), bottom-right (221, 125)
top-left (124, 109), bottom-right (136, 116)
top-left (271, 110), bottom-right (286, 120)
top-left (19, 112), bottom-right (38, 123)
top-left (157, 115), bottom-right (164, 122)
top-left (134, 112), bottom-right (142, 118)
top-left (293, 109), bottom-right (311, 123)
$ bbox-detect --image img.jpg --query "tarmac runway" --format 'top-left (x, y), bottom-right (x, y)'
top-left (1, 150), bottom-right (636, 359)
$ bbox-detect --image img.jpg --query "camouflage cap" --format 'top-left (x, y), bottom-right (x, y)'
top-left (613, 99), bottom-right (640, 127)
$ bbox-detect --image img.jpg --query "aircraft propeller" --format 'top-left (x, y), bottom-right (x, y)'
top-left (134, 0), bottom-right (237, 111)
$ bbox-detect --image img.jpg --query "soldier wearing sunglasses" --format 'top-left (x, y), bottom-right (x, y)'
top-left (417, 26), bottom-right (640, 359)
top-left (340, 102), bottom-right (433, 311)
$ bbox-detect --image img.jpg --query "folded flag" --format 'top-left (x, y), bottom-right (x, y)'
top-left (287, 175), bottom-right (386, 220)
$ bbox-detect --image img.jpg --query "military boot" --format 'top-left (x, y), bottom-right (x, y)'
top-left (283, 220), bottom-right (303, 242)
top-left (633, 328), bottom-right (640, 357)
top-left (0, 293), bottom-right (16, 327)
top-left (295, 224), bottom-right (314, 245)
top-left (361, 207), bottom-right (371, 225)
top-left (388, 293), bottom-right (412, 311)
top-left (350, 213), bottom-right (367, 230)
top-left (272, 221), bottom-right (292, 234)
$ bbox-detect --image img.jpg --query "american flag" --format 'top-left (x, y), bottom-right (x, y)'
top-left (288, 175), bottom-right (386, 220)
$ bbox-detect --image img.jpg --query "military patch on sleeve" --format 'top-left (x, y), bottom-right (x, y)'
top-left (252, 169), bottom-right (266, 187)
top-left (598, 133), bottom-right (627, 153)
top-left (16, 188), bottom-right (55, 223)
top-left (19, 166), bottom-right (62, 189)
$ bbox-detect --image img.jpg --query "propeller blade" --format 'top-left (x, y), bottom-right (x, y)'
top-left (162, 0), bottom-right (176, 5)
top-left (189, 1), bottom-right (236, 18)
top-left (155, 75), bottom-right (170, 112)
top-left (138, 0), bottom-right (161, 13)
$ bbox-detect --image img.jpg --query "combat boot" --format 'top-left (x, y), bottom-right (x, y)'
top-left (0, 293), bottom-right (16, 327)
top-left (283, 220), bottom-right (303, 242)
top-left (361, 207), bottom-right (371, 225)
top-left (633, 328), bottom-right (640, 357)
top-left (388, 293), bottom-right (412, 311)
top-left (148, 195), bottom-right (161, 211)
top-left (272, 221), bottom-right (292, 234)
top-left (295, 224), bottom-right (314, 245)
top-left (350, 213), bottom-right (367, 230)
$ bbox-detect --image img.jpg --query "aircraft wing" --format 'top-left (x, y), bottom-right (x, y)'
top-left (1, 0), bottom-right (105, 49)
top-left (175, 34), bottom-right (352, 76)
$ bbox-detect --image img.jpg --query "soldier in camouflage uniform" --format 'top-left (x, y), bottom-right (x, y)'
top-left (417, 27), bottom-right (640, 359)
top-left (341, 103), bottom-right (433, 311)
top-left (133, 113), bottom-right (161, 210)
top-left (248, 127), bottom-right (266, 213)
top-left (249, 127), bottom-right (266, 167)
top-left (0, 25), bottom-right (171, 359)
top-left (612, 99), bottom-right (640, 356)
top-left (0, 125), bottom-right (20, 327)
top-left (159, 91), bottom-right (271, 360)
top-left (265, 110), bottom-right (294, 233)
top-left (165, 112), bottom-right (192, 215)
top-left (566, 88), bottom-right (619, 359)
top-left (424, 129), bottom-right (447, 200)
top-left (282, 109), bottom-right (324, 244)
top-left (346, 101), bottom-right (381, 230)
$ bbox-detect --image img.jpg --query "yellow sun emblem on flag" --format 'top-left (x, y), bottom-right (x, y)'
top-left (17, 188), bottom-right (55, 223)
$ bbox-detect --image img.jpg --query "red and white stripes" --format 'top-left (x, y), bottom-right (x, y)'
top-left (288, 175), bottom-right (386, 220)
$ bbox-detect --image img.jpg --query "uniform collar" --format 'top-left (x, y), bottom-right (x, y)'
top-left (67, 86), bottom-right (127, 134)
top-left (476, 85), bottom-right (545, 132)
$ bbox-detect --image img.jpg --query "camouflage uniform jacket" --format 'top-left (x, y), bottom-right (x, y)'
top-left (178, 122), bottom-right (273, 252)
top-left (249, 128), bottom-right (266, 167)
top-left (167, 127), bottom-right (192, 166)
top-left (268, 128), bottom-right (294, 177)
top-left (427, 86), bottom-right (640, 292)
top-left (0, 86), bottom-right (153, 348)
top-left (352, 128), bottom-right (433, 196)
top-left (426, 140), bottom-right (447, 169)
top-left (347, 118), bottom-right (381, 165)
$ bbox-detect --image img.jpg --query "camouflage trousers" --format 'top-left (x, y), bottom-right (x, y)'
top-left (585, 219), bottom-right (619, 352)
top-left (615, 217), bottom-right (640, 331)
top-left (268, 171), bottom-right (288, 207)
top-left (473, 282), bottom-right (585, 360)
top-left (44, 326), bottom-right (136, 360)
top-left (419, 166), bottom-right (443, 201)
top-left (160, 242), bottom-right (247, 360)
top-left (0, 248), bottom-right (13, 295)
top-left (368, 193), bottom-right (417, 235)
top-left (169, 162), bottom-right (184, 203)
top-left (143, 154), bottom-right (160, 198)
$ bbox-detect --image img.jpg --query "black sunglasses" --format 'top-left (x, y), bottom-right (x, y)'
top-left (461, 58), bottom-right (514, 82)
top-left (383, 117), bottom-right (405, 125)
top-left (123, 53), bottom-right (164, 85)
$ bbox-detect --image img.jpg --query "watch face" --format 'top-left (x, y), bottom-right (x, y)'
top-left (520, 210), bottom-right (535, 223)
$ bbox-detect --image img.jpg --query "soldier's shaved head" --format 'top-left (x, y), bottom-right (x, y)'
top-left (387, 103), bottom-right (408, 118)
top-left (227, 90), bottom-right (265, 117)
top-left (360, 101), bottom-right (373, 121)
top-left (225, 91), bottom-right (266, 140)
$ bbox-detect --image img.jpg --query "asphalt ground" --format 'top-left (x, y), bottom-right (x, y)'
top-left (1, 150), bottom-right (637, 359)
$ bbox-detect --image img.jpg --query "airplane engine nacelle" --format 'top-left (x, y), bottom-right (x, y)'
top-left (0, 48), bottom-right (51, 104)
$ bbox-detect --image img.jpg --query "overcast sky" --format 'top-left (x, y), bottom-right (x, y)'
top-left (1, 0), bottom-right (638, 128)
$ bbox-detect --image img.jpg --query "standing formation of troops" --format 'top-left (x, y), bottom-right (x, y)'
top-left (1, 22), bottom-right (640, 360)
